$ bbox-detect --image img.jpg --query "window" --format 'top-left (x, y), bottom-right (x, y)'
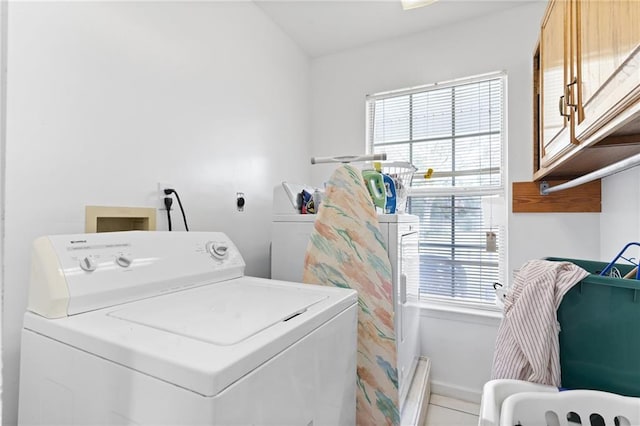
top-left (367, 73), bottom-right (506, 306)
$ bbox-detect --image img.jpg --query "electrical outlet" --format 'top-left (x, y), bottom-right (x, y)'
top-left (157, 182), bottom-right (173, 210)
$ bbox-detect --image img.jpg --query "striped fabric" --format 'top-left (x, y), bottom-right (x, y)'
top-left (491, 259), bottom-right (589, 386)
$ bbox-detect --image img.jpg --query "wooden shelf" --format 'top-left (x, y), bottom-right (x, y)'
top-left (512, 179), bottom-right (601, 213)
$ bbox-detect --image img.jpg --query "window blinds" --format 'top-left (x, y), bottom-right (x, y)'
top-left (367, 73), bottom-right (506, 305)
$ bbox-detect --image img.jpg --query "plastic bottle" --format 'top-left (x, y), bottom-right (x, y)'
top-left (313, 189), bottom-right (323, 212)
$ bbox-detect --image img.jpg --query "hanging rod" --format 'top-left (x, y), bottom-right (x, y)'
top-left (540, 151), bottom-right (640, 195)
top-left (310, 153), bottom-right (387, 165)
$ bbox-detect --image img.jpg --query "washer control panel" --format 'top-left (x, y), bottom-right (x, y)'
top-left (29, 231), bottom-right (246, 318)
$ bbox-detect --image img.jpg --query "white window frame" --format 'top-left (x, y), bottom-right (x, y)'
top-left (366, 71), bottom-right (508, 310)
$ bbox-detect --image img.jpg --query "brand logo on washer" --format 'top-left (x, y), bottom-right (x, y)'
top-left (70, 240), bottom-right (87, 244)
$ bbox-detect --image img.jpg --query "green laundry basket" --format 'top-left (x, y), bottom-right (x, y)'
top-left (547, 257), bottom-right (640, 396)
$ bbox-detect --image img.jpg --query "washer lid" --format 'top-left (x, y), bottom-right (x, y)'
top-left (108, 280), bottom-right (327, 345)
top-left (23, 277), bottom-right (357, 397)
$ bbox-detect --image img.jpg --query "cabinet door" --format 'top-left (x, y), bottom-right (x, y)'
top-left (540, 0), bottom-right (574, 167)
top-left (575, 0), bottom-right (640, 139)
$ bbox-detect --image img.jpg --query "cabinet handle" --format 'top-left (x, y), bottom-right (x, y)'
top-left (566, 78), bottom-right (577, 109)
top-left (559, 95), bottom-right (571, 119)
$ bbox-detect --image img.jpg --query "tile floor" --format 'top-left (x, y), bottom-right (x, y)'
top-left (424, 394), bottom-right (480, 426)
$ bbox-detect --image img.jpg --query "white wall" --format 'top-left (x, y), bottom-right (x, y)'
top-left (4, 2), bottom-right (310, 423)
top-left (600, 168), bottom-right (640, 261)
top-left (0, 0), bottom-right (7, 420)
top-left (420, 308), bottom-right (501, 402)
top-left (309, 2), bottom-right (602, 401)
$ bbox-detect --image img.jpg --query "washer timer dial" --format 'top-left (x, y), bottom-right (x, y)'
top-left (115, 255), bottom-right (132, 268)
top-left (79, 256), bottom-right (97, 272)
top-left (206, 242), bottom-right (229, 260)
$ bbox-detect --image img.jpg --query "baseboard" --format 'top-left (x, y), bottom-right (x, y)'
top-left (401, 357), bottom-right (431, 426)
top-left (430, 380), bottom-right (482, 404)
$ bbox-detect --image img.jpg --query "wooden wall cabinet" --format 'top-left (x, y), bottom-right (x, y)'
top-left (538, 0), bottom-right (575, 169)
top-left (517, 0), bottom-right (640, 212)
top-left (533, 0), bottom-right (640, 182)
top-left (574, 0), bottom-right (640, 142)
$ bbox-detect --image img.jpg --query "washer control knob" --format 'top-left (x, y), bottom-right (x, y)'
top-left (206, 242), bottom-right (229, 259)
top-left (116, 256), bottom-right (132, 268)
top-left (79, 256), bottom-right (97, 272)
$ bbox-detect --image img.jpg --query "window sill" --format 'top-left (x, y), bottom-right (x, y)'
top-left (419, 299), bottom-right (503, 326)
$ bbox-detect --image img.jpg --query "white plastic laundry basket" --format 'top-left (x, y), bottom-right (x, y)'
top-left (500, 389), bottom-right (640, 426)
top-left (479, 380), bottom-right (640, 426)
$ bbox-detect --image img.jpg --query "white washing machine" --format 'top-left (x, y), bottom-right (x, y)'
top-left (271, 213), bottom-right (421, 410)
top-left (18, 231), bottom-right (357, 425)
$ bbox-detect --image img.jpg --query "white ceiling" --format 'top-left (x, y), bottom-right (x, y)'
top-left (254, 0), bottom-right (540, 58)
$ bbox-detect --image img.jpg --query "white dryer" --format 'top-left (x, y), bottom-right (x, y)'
top-left (19, 231), bottom-right (357, 425)
top-left (271, 213), bottom-right (421, 411)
